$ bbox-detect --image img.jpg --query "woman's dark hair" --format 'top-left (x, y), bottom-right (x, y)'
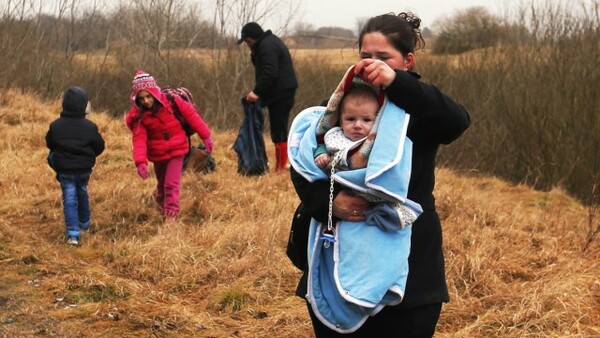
top-left (358, 12), bottom-right (425, 56)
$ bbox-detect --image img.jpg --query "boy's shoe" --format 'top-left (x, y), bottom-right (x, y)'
top-left (67, 236), bottom-right (80, 246)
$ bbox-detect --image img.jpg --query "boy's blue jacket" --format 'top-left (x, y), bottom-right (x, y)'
top-left (288, 98), bottom-right (418, 333)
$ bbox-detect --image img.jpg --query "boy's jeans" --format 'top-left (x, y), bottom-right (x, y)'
top-left (58, 173), bottom-right (91, 238)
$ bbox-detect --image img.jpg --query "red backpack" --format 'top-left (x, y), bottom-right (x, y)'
top-left (162, 86), bottom-right (196, 136)
top-left (162, 87), bottom-right (216, 173)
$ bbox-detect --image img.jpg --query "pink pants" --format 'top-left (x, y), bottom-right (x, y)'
top-left (153, 155), bottom-right (184, 218)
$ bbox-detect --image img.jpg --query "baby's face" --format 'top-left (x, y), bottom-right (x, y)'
top-left (340, 96), bottom-right (378, 141)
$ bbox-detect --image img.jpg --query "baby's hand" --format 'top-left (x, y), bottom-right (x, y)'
top-left (315, 153), bottom-right (331, 168)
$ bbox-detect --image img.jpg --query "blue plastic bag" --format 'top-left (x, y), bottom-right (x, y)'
top-left (233, 99), bottom-right (269, 175)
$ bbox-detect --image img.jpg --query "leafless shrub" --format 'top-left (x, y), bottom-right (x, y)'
top-left (435, 0), bottom-right (600, 208)
top-left (584, 181), bottom-right (600, 252)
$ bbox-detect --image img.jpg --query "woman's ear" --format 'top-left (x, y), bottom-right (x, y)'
top-left (405, 53), bottom-right (415, 71)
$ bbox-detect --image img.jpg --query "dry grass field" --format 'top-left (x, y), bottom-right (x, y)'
top-left (1, 89), bottom-right (599, 337)
top-left (290, 48), bottom-right (358, 66)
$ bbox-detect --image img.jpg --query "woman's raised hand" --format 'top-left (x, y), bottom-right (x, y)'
top-left (355, 58), bottom-right (397, 88)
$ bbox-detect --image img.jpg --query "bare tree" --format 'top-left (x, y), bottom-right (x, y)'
top-left (432, 6), bottom-right (505, 54)
top-left (200, 0), bottom-right (299, 125)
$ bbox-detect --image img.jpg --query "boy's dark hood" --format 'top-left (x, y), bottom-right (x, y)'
top-left (61, 86), bottom-right (89, 117)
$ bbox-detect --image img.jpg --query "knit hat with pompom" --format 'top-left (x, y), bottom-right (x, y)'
top-left (131, 71), bottom-right (158, 91)
top-left (130, 70), bottom-right (164, 108)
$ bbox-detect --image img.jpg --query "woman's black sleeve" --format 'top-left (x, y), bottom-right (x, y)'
top-left (290, 168), bottom-right (340, 224)
top-left (385, 70), bottom-right (471, 144)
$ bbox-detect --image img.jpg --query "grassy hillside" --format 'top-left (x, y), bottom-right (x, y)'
top-left (0, 89), bottom-right (599, 337)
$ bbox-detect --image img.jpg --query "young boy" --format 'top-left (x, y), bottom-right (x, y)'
top-left (314, 84), bottom-right (379, 170)
top-left (46, 86), bottom-right (105, 246)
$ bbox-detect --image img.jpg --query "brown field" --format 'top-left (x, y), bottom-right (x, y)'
top-left (0, 89), bottom-right (599, 337)
top-left (291, 48), bottom-right (358, 66)
top-left (74, 47), bottom-right (361, 67)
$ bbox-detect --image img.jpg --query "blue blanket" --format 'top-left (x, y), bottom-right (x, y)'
top-left (288, 99), bottom-right (418, 333)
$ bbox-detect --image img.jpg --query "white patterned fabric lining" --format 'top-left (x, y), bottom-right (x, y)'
top-left (324, 127), bottom-right (356, 154)
top-left (394, 203), bottom-right (419, 227)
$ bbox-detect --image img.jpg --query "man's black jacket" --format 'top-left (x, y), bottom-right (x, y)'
top-left (250, 30), bottom-right (298, 105)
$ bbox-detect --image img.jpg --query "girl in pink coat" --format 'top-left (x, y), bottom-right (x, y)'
top-left (125, 70), bottom-right (214, 220)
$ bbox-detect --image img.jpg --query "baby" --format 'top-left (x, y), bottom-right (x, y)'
top-left (314, 84), bottom-right (378, 171)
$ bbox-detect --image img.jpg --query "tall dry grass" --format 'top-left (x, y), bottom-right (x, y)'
top-left (1, 88), bottom-right (599, 337)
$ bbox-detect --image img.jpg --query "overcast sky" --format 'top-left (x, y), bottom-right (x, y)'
top-left (35, 0), bottom-right (593, 34)
top-left (249, 0), bottom-right (592, 34)
top-left (296, 0), bottom-right (515, 31)
top-left (46, 0), bottom-right (512, 31)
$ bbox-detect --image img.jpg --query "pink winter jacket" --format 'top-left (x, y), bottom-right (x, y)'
top-left (125, 87), bottom-right (211, 165)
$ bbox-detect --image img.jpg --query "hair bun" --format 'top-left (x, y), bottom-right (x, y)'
top-left (399, 12), bottom-right (421, 31)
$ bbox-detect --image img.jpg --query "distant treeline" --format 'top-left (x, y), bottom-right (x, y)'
top-left (1, 0), bottom-right (599, 205)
